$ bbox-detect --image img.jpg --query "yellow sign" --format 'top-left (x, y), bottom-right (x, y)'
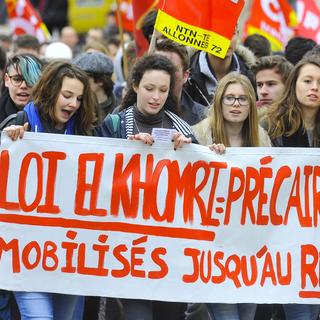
top-left (68, 0), bottom-right (114, 33)
top-left (155, 10), bottom-right (231, 59)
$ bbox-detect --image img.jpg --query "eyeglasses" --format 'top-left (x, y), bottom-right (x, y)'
top-left (7, 74), bottom-right (28, 87)
top-left (222, 95), bottom-right (249, 106)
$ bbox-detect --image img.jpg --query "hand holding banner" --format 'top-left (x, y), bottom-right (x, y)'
top-left (1, 133), bottom-right (320, 303)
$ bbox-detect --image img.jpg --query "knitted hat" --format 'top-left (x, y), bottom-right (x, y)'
top-left (73, 52), bottom-right (114, 75)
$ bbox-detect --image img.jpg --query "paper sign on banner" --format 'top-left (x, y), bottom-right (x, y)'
top-left (155, 0), bottom-right (245, 59)
top-left (1, 132), bottom-right (320, 303)
top-left (152, 128), bottom-right (176, 142)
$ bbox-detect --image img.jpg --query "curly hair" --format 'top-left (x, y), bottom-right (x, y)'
top-left (120, 54), bottom-right (177, 112)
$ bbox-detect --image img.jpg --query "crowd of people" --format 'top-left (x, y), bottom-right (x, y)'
top-left (0, 6), bottom-right (320, 320)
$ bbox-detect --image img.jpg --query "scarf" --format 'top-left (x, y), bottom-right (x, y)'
top-left (24, 102), bottom-right (75, 134)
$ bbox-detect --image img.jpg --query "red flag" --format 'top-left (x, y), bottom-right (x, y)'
top-left (154, 0), bottom-right (244, 58)
top-left (132, 0), bottom-right (163, 56)
top-left (296, 0), bottom-right (320, 42)
top-left (5, 0), bottom-right (50, 42)
top-left (116, 0), bottom-right (134, 32)
top-left (244, 0), bottom-right (296, 51)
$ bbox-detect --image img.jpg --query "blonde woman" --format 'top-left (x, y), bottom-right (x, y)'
top-left (193, 71), bottom-right (270, 148)
top-left (191, 72), bottom-right (270, 320)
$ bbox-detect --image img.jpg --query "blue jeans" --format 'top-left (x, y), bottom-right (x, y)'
top-left (14, 292), bottom-right (80, 320)
top-left (283, 304), bottom-right (320, 320)
top-left (121, 299), bottom-right (186, 320)
top-left (206, 303), bottom-right (257, 320)
top-left (72, 296), bottom-right (84, 320)
top-left (122, 299), bottom-right (153, 320)
top-left (0, 290), bottom-right (11, 320)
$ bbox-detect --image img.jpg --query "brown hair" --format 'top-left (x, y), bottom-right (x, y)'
top-left (32, 60), bottom-right (98, 135)
top-left (120, 54), bottom-right (177, 112)
top-left (155, 39), bottom-right (189, 72)
top-left (252, 55), bottom-right (293, 84)
top-left (265, 54), bottom-right (320, 146)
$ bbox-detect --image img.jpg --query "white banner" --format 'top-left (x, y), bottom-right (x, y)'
top-left (0, 132), bottom-right (320, 304)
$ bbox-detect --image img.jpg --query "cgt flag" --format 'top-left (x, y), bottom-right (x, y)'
top-left (5, 0), bottom-right (50, 42)
top-left (296, 0), bottom-right (320, 43)
top-left (154, 0), bottom-right (244, 59)
top-left (244, 0), bottom-right (296, 52)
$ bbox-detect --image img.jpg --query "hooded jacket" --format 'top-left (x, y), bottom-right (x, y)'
top-left (185, 45), bottom-right (256, 106)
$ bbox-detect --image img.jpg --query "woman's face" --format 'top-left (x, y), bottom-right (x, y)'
top-left (296, 63), bottom-right (320, 111)
top-left (4, 65), bottom-right (32, 108)
top-left (133, 70), bottom-right (170, 116)
top-left (222, 83), bottom-right (250, 124)
top-left (54, 77), bottom-right (84, 129)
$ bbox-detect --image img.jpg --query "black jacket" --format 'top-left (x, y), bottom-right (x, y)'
top-left (179, 89), bottom-right (207, 125)
top-left (185, 49), bottom-right (256, 106)
top-left (271, 126), bottom-right (319, 147)
top-left (0, 89), bottom-right (20, 128)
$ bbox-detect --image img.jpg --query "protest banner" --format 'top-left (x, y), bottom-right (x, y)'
top-left (296, 0), bottom-right (320, 43)
top-left (244, 0), bottom-right (296, 52)
top-left (154, 0), bottom-right (245, 59)
top-left (0, 132), bottom-right (320, 303)
top-left (5, 0), bottom-right (50, 42)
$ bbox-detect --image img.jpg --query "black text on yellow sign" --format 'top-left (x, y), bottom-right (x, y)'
top-left (155, 10), bottom-right (231, 58)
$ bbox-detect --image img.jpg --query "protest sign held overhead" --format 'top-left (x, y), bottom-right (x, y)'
top-left (154, 0), bottom-right (245, 59)
top-left (244, 0), bottom-right (297, 52)
top-left (1, 133), bottom-right (320, 303)
top-left (5, 0), bottom-right (50, 42)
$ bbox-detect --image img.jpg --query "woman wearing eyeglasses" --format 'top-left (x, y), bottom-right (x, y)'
top-left (0, 54), bottom-right (43, 128)
top-left (192, 71), bottom-right (271, 149)
top-left (189, 72), bottom-right (270, 320)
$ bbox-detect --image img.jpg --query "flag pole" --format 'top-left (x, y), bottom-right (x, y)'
top-left (148, 29), bottom-right (157, 53)
top-left (116, 0), bottom-right (129, 80)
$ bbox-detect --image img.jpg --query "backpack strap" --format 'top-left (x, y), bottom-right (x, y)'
top-left (0, 111), bottom-right (28, 132)
top-left (15, 110), bottom-right (28, 126)
top-left (0, 113), bottom-right (17, 131)
top-left (109, 114), bottom-right (120, 138)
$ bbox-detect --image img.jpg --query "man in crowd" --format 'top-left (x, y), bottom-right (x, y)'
top-left (12, 34), bottom-right (40, 58)
top-left (185, 26), bottom-right (256, 106)
top-left (252, 55), bottom-right (293, 117)
top-left (155, 39), bottom-right (207, 125)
